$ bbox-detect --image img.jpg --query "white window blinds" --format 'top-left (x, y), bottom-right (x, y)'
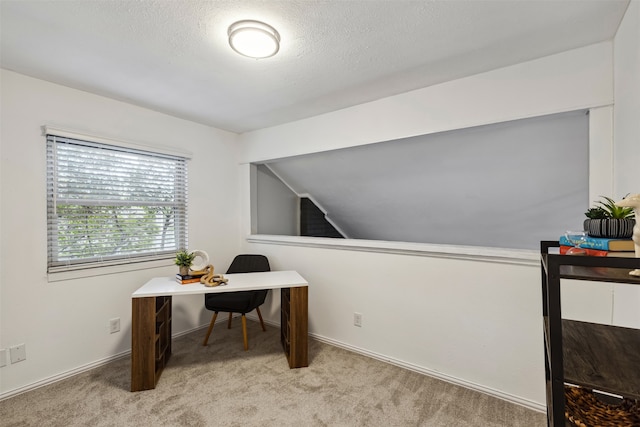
top-left (46, 133), bottom-right (188, 272)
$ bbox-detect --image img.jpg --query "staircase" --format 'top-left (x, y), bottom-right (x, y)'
top-left (300, 197), bottom-right (344, 238)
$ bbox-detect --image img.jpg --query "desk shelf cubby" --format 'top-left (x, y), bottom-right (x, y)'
top-left (280, 287), bottom-right (307, 369)
top-left (131, 295), bottom-right (172, 391)
top-left (281, 288), bottom-right (291, 355)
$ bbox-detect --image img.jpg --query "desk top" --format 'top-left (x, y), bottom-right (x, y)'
top-left (132, 270), bottom-right (308, 298)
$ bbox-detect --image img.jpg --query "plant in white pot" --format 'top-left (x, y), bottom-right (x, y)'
top-left (584, 196), bottom-right (635, 238)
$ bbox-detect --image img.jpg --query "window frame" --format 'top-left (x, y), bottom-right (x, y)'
top-left (44, 126), bottom-right (191, 278)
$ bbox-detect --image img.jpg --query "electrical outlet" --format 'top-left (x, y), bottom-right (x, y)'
top-left (10, 344), bottom-right (26, 364)
top-left (0, 349), bottom-right (7, 367)
top-left (354, 312), bottom-right (362, 327)
top-left (109, 317), bottom-right (121, 334)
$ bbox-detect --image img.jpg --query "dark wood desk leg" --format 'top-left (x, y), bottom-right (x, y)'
top-left (131, 296), bottom-right (157, 392)
top-left (287, 286), bottom-right (308, 368)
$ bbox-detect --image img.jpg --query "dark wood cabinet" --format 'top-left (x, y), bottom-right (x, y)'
top-left (281, 287), bottom-right (308, 368)
top-left (540, 241), bottom-right (640, 426)
top-left (131, 295), bottom-right (172, 391)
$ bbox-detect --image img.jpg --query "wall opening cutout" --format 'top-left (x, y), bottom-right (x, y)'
top-left (252, 110), bottom-right (589, 250)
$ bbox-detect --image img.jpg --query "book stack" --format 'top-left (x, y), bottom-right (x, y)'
top-left (176, 271), bottom-right (206, 284)
top-left (559, 235), bottom-right (635, 257)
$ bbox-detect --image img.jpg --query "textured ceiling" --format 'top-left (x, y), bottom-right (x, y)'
top-left (0, 0), bottom-right (630, 133)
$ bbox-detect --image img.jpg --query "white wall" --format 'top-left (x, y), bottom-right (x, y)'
top-left (614, 0), bottom-right (640, 194)
top-left (0, 70), bottom-right (241, 397)
top-left (238, 42), bottom-right (621, 410)
top-left (250, 242), bottom-right (544, 408)
top-left (612, 0), bottom-right (640, 328)
top-left (239, 42), bottom-right (613, 164)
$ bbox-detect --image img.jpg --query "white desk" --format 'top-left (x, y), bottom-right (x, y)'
top-left (132, 271), bottom-right (308, 297)
top-left (131, 271), bottom-right (309, 391)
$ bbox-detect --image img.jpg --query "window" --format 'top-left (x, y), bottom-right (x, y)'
top-left (46, 132), bottom-right (188, 273)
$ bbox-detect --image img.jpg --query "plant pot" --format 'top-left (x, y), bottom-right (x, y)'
top-left (179, 265), bottom-right (190, 276)
top-left (583, 218), bottom-right (636, 239)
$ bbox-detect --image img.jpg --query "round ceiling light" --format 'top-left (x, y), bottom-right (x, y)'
top-left (228, 20), bottom-right (280, 59)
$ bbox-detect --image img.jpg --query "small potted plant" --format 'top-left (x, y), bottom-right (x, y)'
top-left (174, 249), bottom-right (195, 276)
top-left (584, 196), bottom-right (635, 238)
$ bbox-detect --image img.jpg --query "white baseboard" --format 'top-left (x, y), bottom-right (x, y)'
top-left (247, 314), bottom-right (545, 413)
top-left (307, 332), bottom-right (546, 413)
top-left (1, 318), bottom-right (546, 414)
top-left (0, 324), bottom-right (208, 402)
top-left (0, 349), bottom-right (130, 401)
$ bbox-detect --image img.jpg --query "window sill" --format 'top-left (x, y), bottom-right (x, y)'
top-left (47, 258), bottom-right (174, 282)
top-left (246, 235), bottom-right (539, 266)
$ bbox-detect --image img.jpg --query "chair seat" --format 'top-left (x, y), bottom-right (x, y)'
top-left (204, 290), bottom-right (268, 314)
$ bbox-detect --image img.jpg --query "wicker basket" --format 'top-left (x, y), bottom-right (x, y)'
top-left (565, 386), bottom-right (640, 427)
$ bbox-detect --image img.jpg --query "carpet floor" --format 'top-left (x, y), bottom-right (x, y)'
top-left (0, 320), bottom-right (545, 426)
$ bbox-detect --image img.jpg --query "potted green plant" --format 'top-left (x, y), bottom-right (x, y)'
top-left (584, 196), bottom-right (635, 238)
top-left (174, 249), bottom-right (196, 276)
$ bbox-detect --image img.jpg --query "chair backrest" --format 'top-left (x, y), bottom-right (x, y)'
top-left (226, 254), bottom-right (270, 274)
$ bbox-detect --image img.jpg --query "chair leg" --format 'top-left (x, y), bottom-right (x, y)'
top-left (256, 307), bottom-right (266, 332)
top-left (241, 314), bottom-right (248, 351)
top-left (227, 312), bottom-right (233, 329)
top-left (202, 312), bottom-right (218, 346)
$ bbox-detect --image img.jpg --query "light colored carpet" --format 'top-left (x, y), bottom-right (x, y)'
top-left (0, 320), bottom-right (545, 426)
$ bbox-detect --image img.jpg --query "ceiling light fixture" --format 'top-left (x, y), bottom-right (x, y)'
top-left (228, 20), bottom-right (280, 59)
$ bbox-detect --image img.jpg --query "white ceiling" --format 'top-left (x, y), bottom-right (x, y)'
top-left (0, 0), bottom-right (630, 134)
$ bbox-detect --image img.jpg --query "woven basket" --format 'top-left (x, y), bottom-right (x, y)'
top-left (565, 386), bottom-right (640, 427)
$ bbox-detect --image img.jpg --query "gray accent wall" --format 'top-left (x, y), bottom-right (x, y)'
top-left (255, 164), bottom-right (299, 236)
